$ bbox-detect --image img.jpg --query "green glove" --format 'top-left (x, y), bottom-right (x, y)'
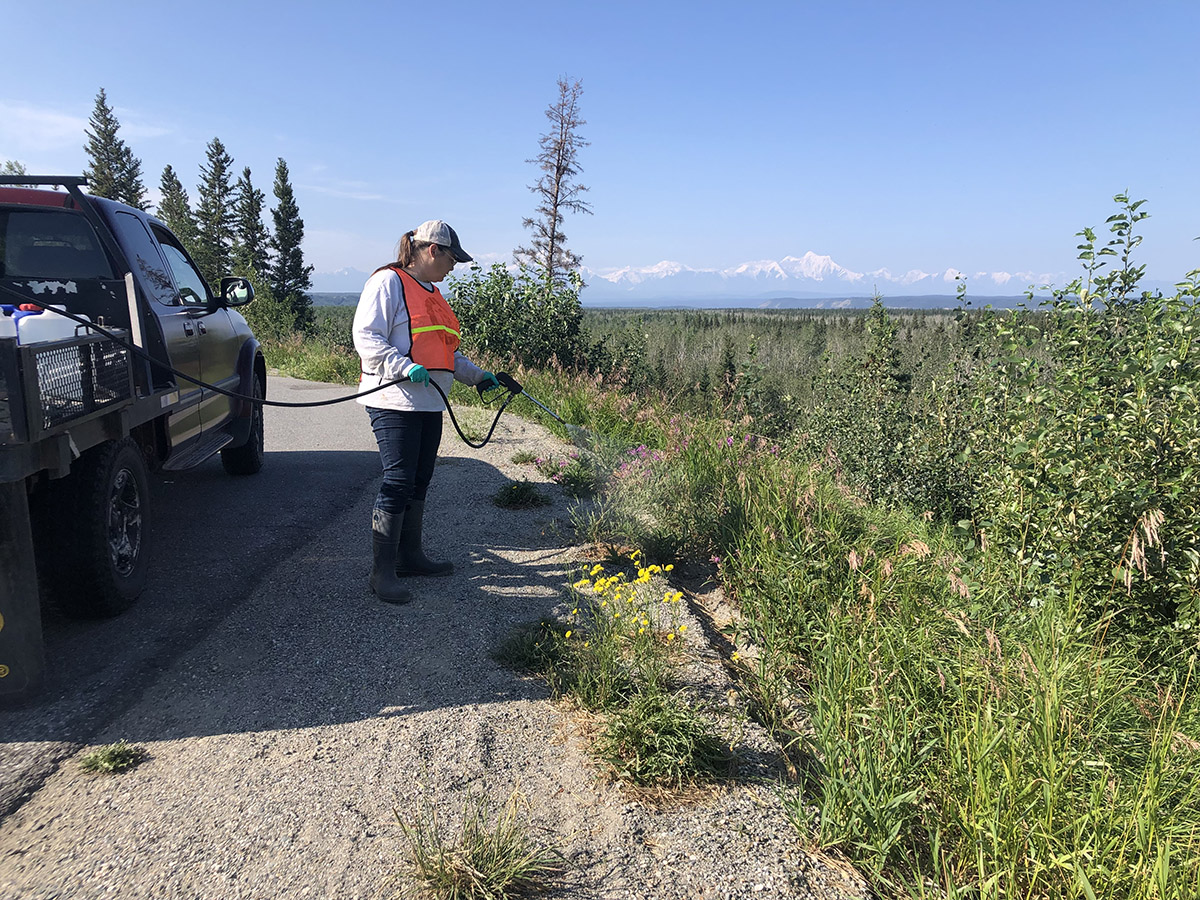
top-left (481, 371), bottom-right (500, 390)
top-left (407, 364), bottom-right (429, 385)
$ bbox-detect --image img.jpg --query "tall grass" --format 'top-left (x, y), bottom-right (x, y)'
top-left (576, 409), bottom-right (1200, 897)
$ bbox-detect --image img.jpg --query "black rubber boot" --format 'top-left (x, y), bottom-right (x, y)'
top-left (370, 508), bottom-right (413, 604)
top-left (396, 500), bottom-right (454, 577)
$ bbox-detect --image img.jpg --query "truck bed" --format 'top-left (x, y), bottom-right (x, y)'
top-left (0, 332), bottom-right (158, 482)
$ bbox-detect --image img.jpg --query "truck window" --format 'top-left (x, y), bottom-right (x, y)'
top-left (110, 212), bottom-right (177, 306)
top-left (157, 241), bottom-right (210, 307)
top-left (0, 209), bottom-right (114, 280)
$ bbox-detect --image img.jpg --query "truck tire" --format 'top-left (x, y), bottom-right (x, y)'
top-left (221, 372), bottom-right (264, 476)
top-left (36, 438), bottom-right (151, 619)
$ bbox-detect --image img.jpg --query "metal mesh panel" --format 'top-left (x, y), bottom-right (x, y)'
top-left (35, 338), bottom-right (131, 430)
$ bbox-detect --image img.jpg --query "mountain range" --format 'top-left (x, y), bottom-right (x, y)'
top-left (311, 251), bottom-right (1162, 308)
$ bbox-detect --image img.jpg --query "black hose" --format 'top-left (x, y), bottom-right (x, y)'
top-left (1, 288), bottom-right (517, 448)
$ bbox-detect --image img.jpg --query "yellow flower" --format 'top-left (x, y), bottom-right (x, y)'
top-left (680, 625), bottom-right (688, 632)
top-left (572, 579), bottom-right (590, 590)
top-left (732, 651), bottom-right (741, 661)
top-left (590, 564), bottom-right (603, 576)
top-left (638, 627), bottom-right (645, 634)
top-left (614, 612), bottom-right (621, 619)
top-left (565, 630), bottom-right (573, 638)
top-left (666, 633), bottom-right (675, 642)
top-left (665, 564), bottom-right (674, 572)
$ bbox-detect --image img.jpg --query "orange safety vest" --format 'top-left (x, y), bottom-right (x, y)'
top-left (387, 266), bottom-right (461, 372)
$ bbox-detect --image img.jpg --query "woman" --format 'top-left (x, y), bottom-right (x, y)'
top-left (352, 220), bottom-right (498, 604)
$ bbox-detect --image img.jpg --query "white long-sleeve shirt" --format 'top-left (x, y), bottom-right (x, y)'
top-left (352, 268), bottom-right (487, 411)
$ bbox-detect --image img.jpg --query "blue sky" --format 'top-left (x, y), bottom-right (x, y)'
top-left (2, 0), bottom-right (1198, 289)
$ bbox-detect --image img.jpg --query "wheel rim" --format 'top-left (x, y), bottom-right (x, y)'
top-left (107, 466), bottom-right (142, 578)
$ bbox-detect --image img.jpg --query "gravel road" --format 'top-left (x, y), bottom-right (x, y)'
top-left (0, 376), bottom-right (867, 900)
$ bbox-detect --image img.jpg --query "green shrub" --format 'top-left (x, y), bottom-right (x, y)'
top-left (967, 195), bottom-right (1200, 642)
top-left (449, 263), bottom-right (584, 369)
top-left (397, 790), bottom-right (561, 900)
top-left (79, 740), bottom-right (147, 774)
top-left (594, 687), bottom-right (731, 788)
top-left (491, 479), bottom-right (551, 509)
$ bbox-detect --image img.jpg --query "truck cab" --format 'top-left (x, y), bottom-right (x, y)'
top-left (0, 176), bottom-right (268, 701)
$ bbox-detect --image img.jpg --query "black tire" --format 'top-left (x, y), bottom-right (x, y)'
top-left (221, 372), bottom-right (265, 476)
top-left (35, 438), bottom-right (151, 619)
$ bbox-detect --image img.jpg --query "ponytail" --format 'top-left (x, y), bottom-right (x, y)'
top-left (374, 230), bottom-right (433, 275)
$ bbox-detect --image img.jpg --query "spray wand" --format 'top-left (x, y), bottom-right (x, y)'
top-left (478, 372), bottom-right (591, 445)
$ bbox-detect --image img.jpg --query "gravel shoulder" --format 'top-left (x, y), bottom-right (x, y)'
top-left (0, 381), bottom-right (866, 900)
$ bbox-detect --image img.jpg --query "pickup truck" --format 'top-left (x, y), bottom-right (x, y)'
top-left (0, 176), bottom-right (266, 702)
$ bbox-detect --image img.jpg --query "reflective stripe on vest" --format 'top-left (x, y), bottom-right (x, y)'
top-left (389, 266), bottom-right (461, 372)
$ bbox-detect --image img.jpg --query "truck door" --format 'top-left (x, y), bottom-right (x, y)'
top-left (191, 306), bottom-right (243, 432)
top-left (108, 212), bottom-right (202, 448)
top-left (151, 235), bottom-right (242, 434)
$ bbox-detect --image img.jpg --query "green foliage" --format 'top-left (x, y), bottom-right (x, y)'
top-left (492, 620), bottom-right (568, 672)
top-left (193, 136), bottom-right (236, 289)
top-left (584, 402), bottom-right (1200, 896)
top-left (232, 166), bottom-right (271, 278)
top-left (396, 789), bottom-right (561, 900)
top-left (491, 479), bottom-right (551, 509)
top-left (450, 262), bottom-right (584, 368)
top-left (156, 164), bottom-right (198, 254)
top-left (594, 687), bottom-right (730, 788)
top-left (242, 276), bottom-right (300, 344)
top-left (83, 88), bottom-right (146, 209)
top-left (968, 195), bottom-right (1200, 641)
top-left (79, 740), bottom-right (147, 774)
top-left (268, 157), bottom-right (314, 332)
top-left (532, 452), bottom-right (598, 498)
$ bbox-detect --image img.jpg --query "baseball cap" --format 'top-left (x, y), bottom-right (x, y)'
top-left (412, 220), bottom-right (472, 263)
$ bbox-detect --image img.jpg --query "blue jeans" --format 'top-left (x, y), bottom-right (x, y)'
top-left (367, 408), bottom-right (443, 516)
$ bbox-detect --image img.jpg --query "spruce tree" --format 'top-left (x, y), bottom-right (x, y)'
top-left (232, 166), bottom-right (271, 279)
top-left (193, 137), bottom-right (236, 289)
top-left (83, 88), bottom-right (146, 209)
top-left (268, 158), bottom-right (314, 331)
top-left (515, 77), bottom-right (592, 283)
top-left (156, 165), bottom-right (198, 254)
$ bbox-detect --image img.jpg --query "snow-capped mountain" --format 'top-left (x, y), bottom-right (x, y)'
top-left (579, 251), bottom-right (1068, 303)
top-left (310, 252), bottom-right (1096, 306)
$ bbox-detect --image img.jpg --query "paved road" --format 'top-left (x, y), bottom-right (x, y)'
top-left (0, 376), bottom-right (381, 818)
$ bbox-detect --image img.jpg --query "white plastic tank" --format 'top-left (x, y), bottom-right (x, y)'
top-left (15, 305), bottom-right (91, 345)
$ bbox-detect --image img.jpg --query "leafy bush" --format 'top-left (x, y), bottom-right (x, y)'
top-left (967, 195), bottom-right (1200, 641)
top-left (449, 263), bottom-right (584, 369)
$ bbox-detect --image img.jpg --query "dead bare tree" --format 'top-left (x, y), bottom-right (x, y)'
top-left (516, 77), bottom-right (592, 283)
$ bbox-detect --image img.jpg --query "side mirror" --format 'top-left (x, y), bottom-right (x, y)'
top-left (219, 276), bottom-right (255, 307)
